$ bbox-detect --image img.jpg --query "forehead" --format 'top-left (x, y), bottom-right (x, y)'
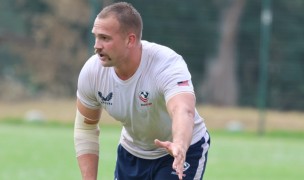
top-left (92, 16), bottom-right (120, 35)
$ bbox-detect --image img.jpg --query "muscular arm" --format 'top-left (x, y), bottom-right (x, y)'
top-left (155, 93), bottom-right (195, 180)
top-left (74, 99), bottom-right (101, 180)
top-left (168, 93), bottom-right (195, 154)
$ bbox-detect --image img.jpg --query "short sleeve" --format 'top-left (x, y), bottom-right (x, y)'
top-left (156, 53), bottom-right (195, 103)
top-left (76, 57), bottom-right (101, 109)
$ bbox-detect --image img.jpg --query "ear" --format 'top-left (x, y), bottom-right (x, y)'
top-left (126, 33), bottom-right (136, 47)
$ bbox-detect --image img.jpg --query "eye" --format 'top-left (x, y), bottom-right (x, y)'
top-left (93, 34), bottom-right (105, 39)
top-left (93, 34), bottom-right (111, 42)
top-left (98, 35), bottom-right (110, 42)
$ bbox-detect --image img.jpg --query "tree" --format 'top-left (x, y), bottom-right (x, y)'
top-left (201, 0), bottom-right (246, 106)
top-left (238, 0), bottom-right (304, 110)
top-left (11, 0), bottom-right (91, 97)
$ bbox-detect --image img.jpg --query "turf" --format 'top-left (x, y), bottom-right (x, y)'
top-left (205, 131), bottom-right (304, 180)
top-left (0, 121), bottom-right (303, 180)
top-left (0, 123), bottom-right (80, 180)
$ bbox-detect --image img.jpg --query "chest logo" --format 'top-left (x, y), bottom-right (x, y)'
top-left (98, 91), bottom-right (113, 105)
top-left (139, 91), bottom-right (149, 102)
top-left (139, 91), bottom-right (152, 106)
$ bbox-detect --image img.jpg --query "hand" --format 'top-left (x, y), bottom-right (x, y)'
top-left (154, 139), bottom-right (186, 180)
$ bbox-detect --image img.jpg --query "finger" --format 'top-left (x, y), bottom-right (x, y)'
top-left (154, 139), bottom-right (170, 149)
top-left (173, 164), bottom-right (184, 180)
top-left (179, 172), bottom-right (183, 180)
top-left (155, 139), bottom-right (175, 156)
top-left (177, 165), bottom-right (185, 180)
top-left (173, 155), bottom-right (185, 179)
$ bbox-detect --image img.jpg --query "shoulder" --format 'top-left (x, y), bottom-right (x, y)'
top-left (81, 54), bottom-right (101, 72)
top-left (76, 55), bottom-right (101, 108)
top-left (78, 54), bottom-right (102, 88)
top-left (142, 40), bottom-right (179, 59)
top-left (141, 40), bottom-right (185, 69)
top-left (79, 54), bottom-right (104, 79)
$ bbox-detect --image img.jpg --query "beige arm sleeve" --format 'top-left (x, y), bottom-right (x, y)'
top-left (74, 109), bottom-right (100, 157)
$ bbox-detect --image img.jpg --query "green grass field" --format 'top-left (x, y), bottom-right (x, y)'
top-left (1, 120), bottom-right (304, 180)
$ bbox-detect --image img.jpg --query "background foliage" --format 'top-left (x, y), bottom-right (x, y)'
top-left (0, 0), bottom-right (303, 111)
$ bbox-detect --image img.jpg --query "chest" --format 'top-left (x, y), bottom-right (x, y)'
top-left (95, 75), bottom-right (164, 122)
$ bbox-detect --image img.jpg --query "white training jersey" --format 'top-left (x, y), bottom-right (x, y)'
top-left (77, 40), bottom-right (207, 159)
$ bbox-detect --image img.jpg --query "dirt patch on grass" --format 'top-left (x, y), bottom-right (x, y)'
top-left (1, 99), bottom-right (303, 131)
top-left (199, 106), bottom-right (304, 131)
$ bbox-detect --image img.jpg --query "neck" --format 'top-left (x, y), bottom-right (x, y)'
top-left (115, 42), bottom-right (142, 80)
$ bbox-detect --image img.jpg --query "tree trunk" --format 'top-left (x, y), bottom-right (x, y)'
top-left (201, 0), bottom-right (245, 106)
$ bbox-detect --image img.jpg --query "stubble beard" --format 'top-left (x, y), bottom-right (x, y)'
top-left (95, 48), bottom-right (113, 67)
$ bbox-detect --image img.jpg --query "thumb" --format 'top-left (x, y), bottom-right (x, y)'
top-left (154, 139), bottom-right (171, 149)
top-left (154, 139), bottom-right (174, 156)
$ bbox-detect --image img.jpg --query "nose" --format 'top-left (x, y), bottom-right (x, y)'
top-left (94, 38), bottom-right (103, 50)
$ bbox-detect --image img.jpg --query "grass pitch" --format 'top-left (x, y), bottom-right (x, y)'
top-left (0, 120), bottom-right (304, 180)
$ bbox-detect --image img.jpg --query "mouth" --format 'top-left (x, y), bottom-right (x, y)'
top-left (94, 49), bottom-right (101, 56)
top-left (95, 49), bottom-right (111, 61)
top-left (95, 50), bottom-right (104, 58)
top-left (98, 53), bottom-right (111, 61)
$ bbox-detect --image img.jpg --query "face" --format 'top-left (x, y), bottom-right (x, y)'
top-left (92, 16), bottom-right (129, 67)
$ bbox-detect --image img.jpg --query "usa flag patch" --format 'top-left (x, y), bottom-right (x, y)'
top-left (177, 80), bottom-right (189, 86)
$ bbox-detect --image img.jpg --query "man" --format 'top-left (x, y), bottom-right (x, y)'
top-left (74, 2), bottom-right (210, 180)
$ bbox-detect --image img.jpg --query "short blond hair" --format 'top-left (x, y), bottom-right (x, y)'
top-left (97, 2), bottom-right (143, 41)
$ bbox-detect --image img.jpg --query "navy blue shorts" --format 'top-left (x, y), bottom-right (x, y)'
top-left (114, 132), bottom-right (210, 180)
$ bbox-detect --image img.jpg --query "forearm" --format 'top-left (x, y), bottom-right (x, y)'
top-left (74, 102), bottom-right (101, 179)
top-left (74, 119), bottom-right (100, 180)
top-left (168, 93), bottom-right (195, 151)
top-left (172, 108), bottom-right (194, 151)
top-left (74, 109), bottom-right (100, 156)
top-left (77, 154), bottom-right (99, 180)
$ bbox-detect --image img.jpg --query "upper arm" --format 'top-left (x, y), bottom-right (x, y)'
top-left (77, 57), bottom-right (102, 109)
top-left (77, 98), bottom-right (101, 124)
top-left (155, 53), bottom-right (194, 103)
top-left (166, 93), bottom-right (196, 120)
